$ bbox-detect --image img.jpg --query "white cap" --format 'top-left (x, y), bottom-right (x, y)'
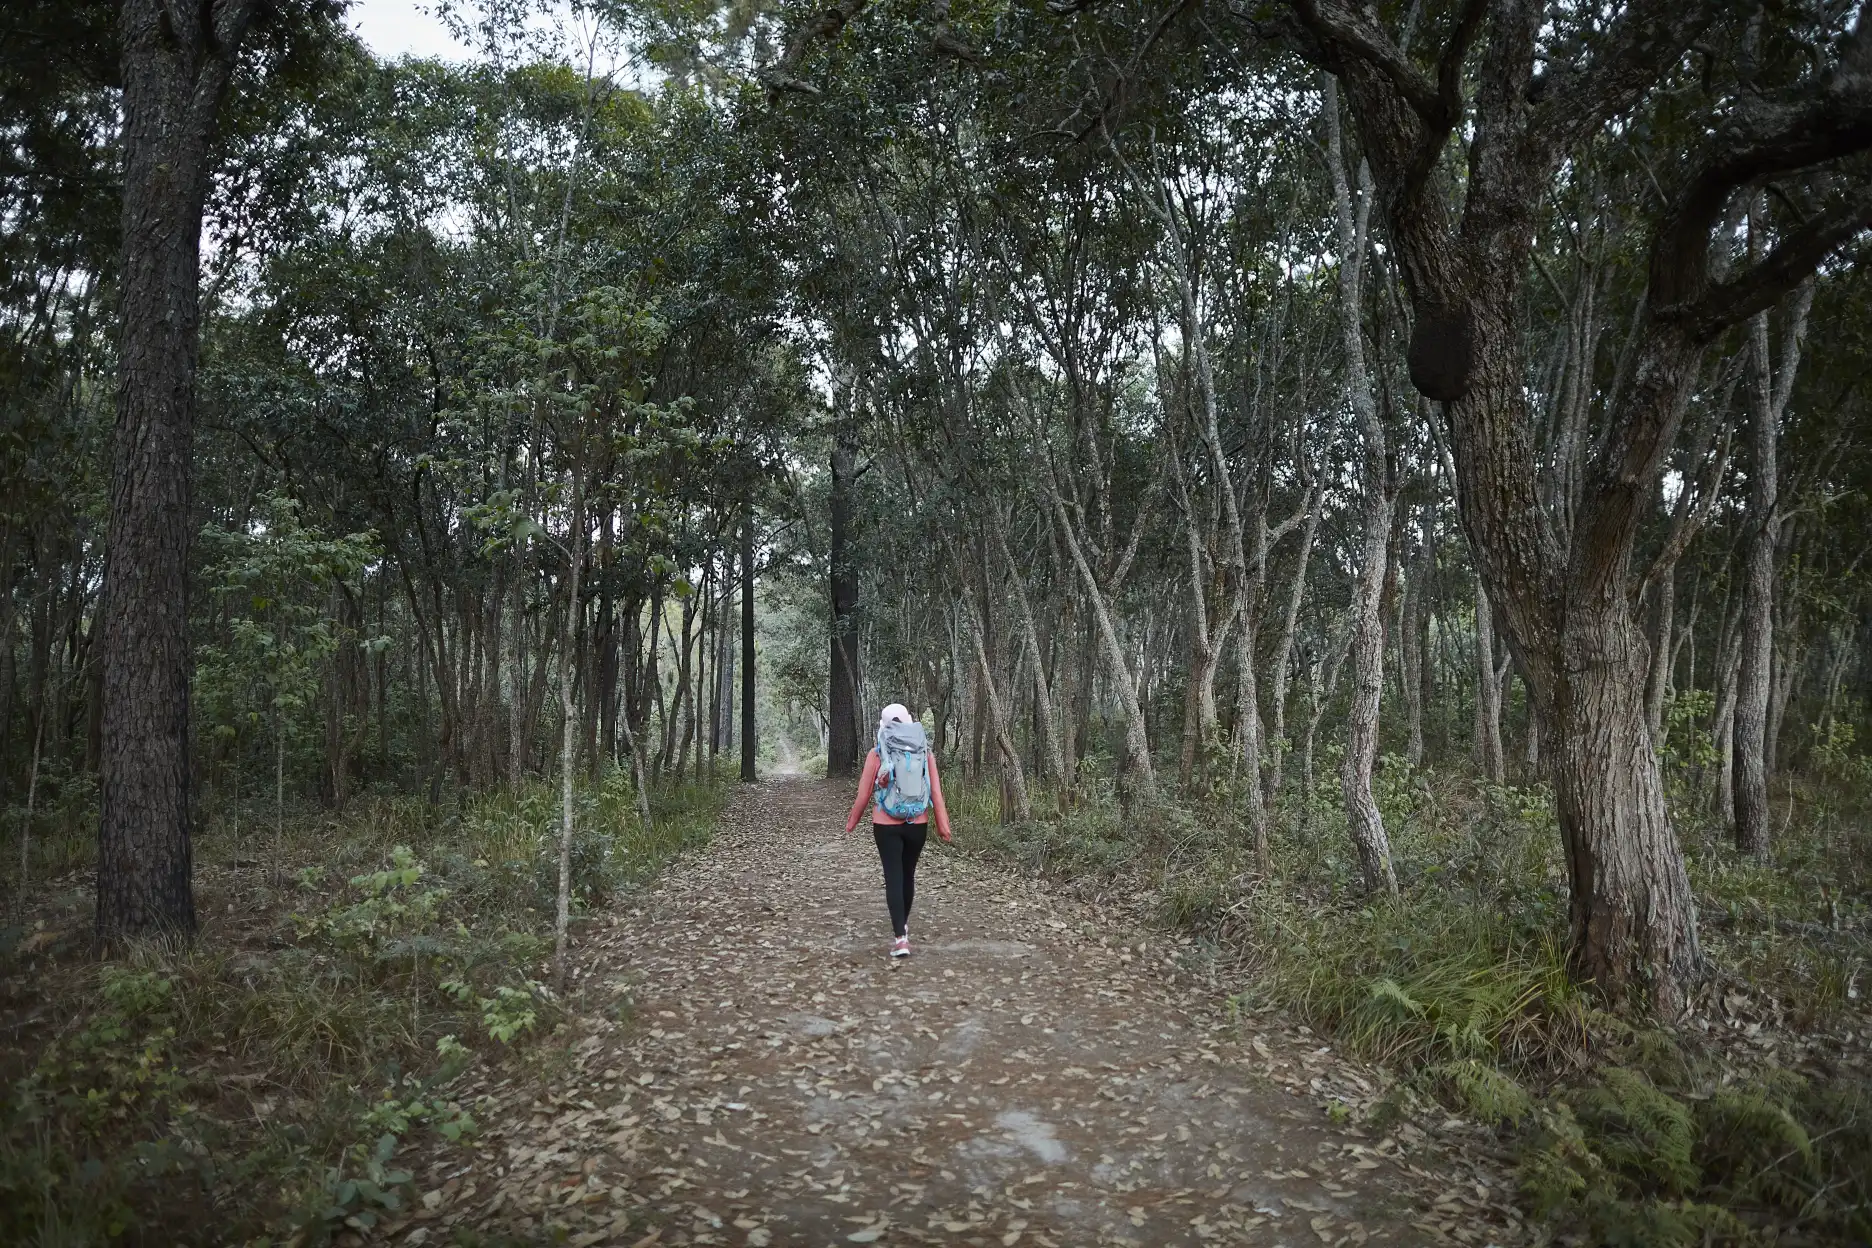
top-left (879, 703), bottom-right (911, 726)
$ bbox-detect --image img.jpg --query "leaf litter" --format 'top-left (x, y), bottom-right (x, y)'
top-left (379, 779), bottom-right (1520, 1247)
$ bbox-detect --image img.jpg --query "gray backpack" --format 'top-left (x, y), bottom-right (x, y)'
top-left (875, 720), bottom-right (932, 819)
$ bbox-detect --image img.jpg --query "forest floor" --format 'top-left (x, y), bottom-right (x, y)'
top-left (408, 777), bottom-right (1518, 1248)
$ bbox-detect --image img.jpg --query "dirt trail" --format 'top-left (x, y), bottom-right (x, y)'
top-left (412, 778), bottom-right (1516, 1248)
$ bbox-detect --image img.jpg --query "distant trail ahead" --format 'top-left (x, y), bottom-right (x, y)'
top-left (412, 779), bottom-right (1515, 1248)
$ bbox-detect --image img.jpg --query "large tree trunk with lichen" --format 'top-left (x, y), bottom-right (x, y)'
top-left (1552, 593), bottom-right (1701, 999)
top-left (1435, 301), bottom-right (1707, 1010)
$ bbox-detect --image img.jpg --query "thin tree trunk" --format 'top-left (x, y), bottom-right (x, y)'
top-left (741, 508), bottom-right (756, 783)
top-left (959, 579), bottom-right (1032, 822)
top-left (992, 519), bottom-right (1068, 795)
top-left (1645, 570), bottom-right (1676, 747)
top-left (1037, 463), bottom-right (1156, 802)
top-left (1734, 278), bottom-right (1813, 857)
top-left (17, 710), bottom-right (45, 917)
top-left (1400, 519), bottom-right (1426, 767)
top-left (553, 487), bottom-right (585, 991)
top-left (828, 439), bottom-right (862, 777)
top-left (1325, 76), bottom-right (1397, 895)
top-left (1267, 485), bottom-right (1321, 798)
top-left (1475, 580), bottom-right (1506, 784)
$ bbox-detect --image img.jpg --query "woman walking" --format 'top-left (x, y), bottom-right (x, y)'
top-left (844, 703), bottom-right (953, 958)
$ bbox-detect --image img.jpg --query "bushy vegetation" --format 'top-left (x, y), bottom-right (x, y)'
top-left (951, 745), bottom-right (1872, 1243)
top-left (0, 774), bottom-right (723, 1246)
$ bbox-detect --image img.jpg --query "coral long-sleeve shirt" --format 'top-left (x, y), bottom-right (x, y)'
top-left (845, 746), bottom-right (954, 841)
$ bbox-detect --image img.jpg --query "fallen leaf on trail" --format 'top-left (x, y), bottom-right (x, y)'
top-left (426, 779), bottom-right (1513, 1248)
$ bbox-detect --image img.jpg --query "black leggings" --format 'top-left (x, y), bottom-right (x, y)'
top-left (872, 823), bottom-right (927, 938)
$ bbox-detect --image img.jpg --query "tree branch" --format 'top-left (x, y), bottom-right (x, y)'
top-left (762, 0), bottom-right (875, 99)
top-left (1687, 185), bottom-right (1872, 341)
top-left (1652, 86), bottom-right (1872, 323)
top-left (1292, 0), bottom-right (1440, 120)
top-left (1400, 0), bottom-right (1487, 201)
top-left (1530, 0), bottom-right (1724, 160)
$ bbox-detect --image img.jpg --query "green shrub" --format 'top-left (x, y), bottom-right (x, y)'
top-left (1696, 1086), bottom-right (1816, 1208)
top-left (0, 772), bottom-right (727, 1245)
top-left (1567, 1067), bottom-right (1699, 1196)
top-left (1433, 1058), bottom-right (1534, 1127)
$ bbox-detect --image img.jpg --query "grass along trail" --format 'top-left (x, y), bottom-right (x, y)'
top-left (421, 778), bottom-right (1515, 1247)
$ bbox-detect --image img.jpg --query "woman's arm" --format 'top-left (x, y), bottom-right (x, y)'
top-left (927, 751), bottom-right (954, 842)
top-left (844, 749), bottom-right (881, 833)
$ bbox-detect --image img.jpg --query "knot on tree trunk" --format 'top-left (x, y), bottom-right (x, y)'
top-left (1408, 304), bottom-right (1475, 402)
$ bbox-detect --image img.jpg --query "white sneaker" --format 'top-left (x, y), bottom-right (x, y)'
top-left (890, 936), bottom-right (910, 959)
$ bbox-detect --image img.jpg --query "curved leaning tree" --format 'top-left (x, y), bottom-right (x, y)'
top-left (765, 0), bottom-right (1872, 1012)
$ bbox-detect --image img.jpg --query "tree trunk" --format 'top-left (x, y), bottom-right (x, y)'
top-left (1038, 467), bottom-right (1156, 802)
top-left (1401, 528), bottom-right (1426, 768)
top-left (960, 584), bottom-right (1032, 822)
top-left (828, 440), bottom-right (863, 777)
top-left (98, 0), bottom-right (259, 942)
top-left (1733, 278), bottom-right (1812, 857)
top-left (718, 581), bottom-right (736, 754)
top-left (741, 508), bottom-right (757, 783)
top-left (1644, 570), bottom-right (1675, 747)
top-left (673, 591), bottom-right (698, 782)
top-left (1267, 486), bottom-right (1321, 798)
top-left (1444, 302), bottom-right (1706, 1011)
top-left (553, 483), bottom-right (585, 991)
top-left (1475, 580), bottom-right (1505, 784)
top-left (992, 520), bottom-right (1068, 794)
top-left (1324, 76), bottom-right (1396, 895)
top-left (1553, 596), bottom-right (1701, 1001)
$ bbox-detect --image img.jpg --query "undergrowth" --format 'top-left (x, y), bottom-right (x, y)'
top-left (950, 746), bottom-right (1872, 1243)
top-left (0, 770), bottom-right (723, 1247)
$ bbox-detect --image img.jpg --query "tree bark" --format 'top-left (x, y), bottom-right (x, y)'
top-left (958, 574), bottom-right (1032, 822)
top-left (1474, 580), bottom-right (1506, 784)
top-left (98, 0), bottom-right (259, 942)
top-left (828, 439), bottom-right (863, 777)
top-left (1037, 455), bottom-right (1156, 802)
top-left (1554, 593), bottom-right (1701, 1000)
top-left (1325, 76), bottom-right (1397, 895)
top-left (741, 507), bottom-right (757, 782)
top-left (553, 479), bottom-right (585, 991)
top-left (1734, 278), bottom-right (1813, 857)
top-left (992, 518), bottom-right (1069, 794)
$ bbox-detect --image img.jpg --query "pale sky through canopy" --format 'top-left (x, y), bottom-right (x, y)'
top-left (347, 0), bottom-right (474, 61)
